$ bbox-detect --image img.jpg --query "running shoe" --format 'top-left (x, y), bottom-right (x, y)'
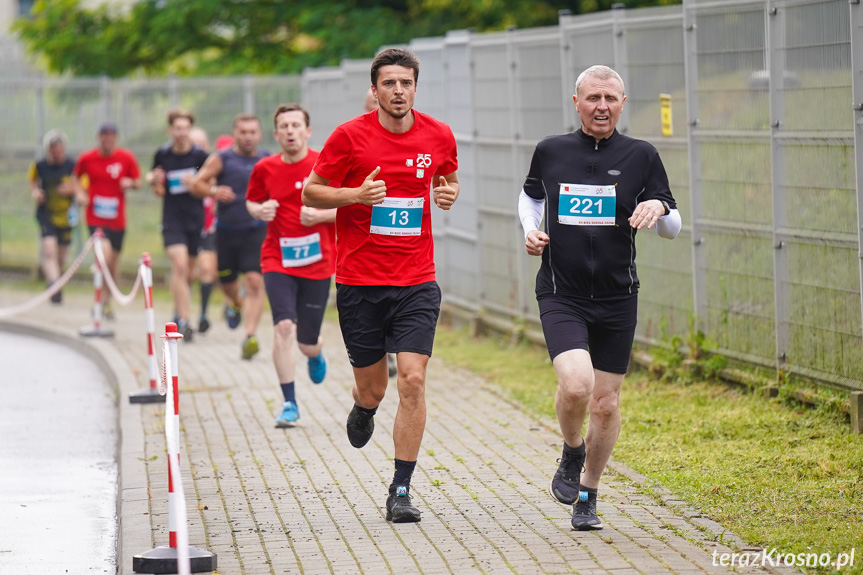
top-left (178, 319), bottom-right (193, 343)
top-left (198, 315), bottom-right (210, 334)
top-left (387, 353), bottom-right (397, 378)
top-left (308, 353), bottom-right (327, 384)
top-left (571, 490), bottom-right (603, 530)
top-left (346, 404), bottom-right (375, 448)
top-left (103, 302), bottom-right (115, 320)
top-left (275, 401), bottom-right (300, 428)
top-left (224, 303), bottom-right (242, 330)
top-left (48, 282), bottom-right (62, 304)
top-left (550, 442), bottom-right (585, 505)
top-left (241, 334), bottom-right (259, 360)
top-left (386, 485), bottom-right (421, 523)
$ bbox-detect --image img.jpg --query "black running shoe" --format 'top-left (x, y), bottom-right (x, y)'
top-left (571, 490), bottom-right (603, 530)
top-left (198, 315), bottom-right (210, 334)
top-left (550, 442), bottom-right (585, 504)
top-left (178, 320), bottom-right (193, 343)
top-left (386, 485), bottom-right (421, 523)
top-left (346, 404), bottom-right (375, 448)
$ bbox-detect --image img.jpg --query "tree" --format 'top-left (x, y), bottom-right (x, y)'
top-left (14, 0), bottom-right (680, 77)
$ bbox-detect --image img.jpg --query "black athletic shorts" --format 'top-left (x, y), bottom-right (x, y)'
top-left (216, 225), bottom-right (266, 284)
top-left (538, 292), bottom-right (638, 374)
top-left (336, 281), bottom-right (441, 368)
top-left (89, 225), bottom-right (124, 253)
top-left (162, 222), bottom-right (202, 257)
top-left (199, 230), bottom-right (216, 253)
top-left (37, 210), bottom-right (72, 246)
top-left (264, 272), bottom-right (331, 346)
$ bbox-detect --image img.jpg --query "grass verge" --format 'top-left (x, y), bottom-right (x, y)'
top-left (433, 323), bottom-right (863, 573)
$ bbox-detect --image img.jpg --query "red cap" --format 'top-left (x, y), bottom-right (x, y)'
top-left (214, 135), bottom-right (234, 151)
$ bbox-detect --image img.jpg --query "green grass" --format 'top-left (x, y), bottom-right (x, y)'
top-left (433, 324), bottom-right (863, 572)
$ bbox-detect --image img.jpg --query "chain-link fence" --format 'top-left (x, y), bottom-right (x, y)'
top-left (1, 0), bottom-right (860, 389)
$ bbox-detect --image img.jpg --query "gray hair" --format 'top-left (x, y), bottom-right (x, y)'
top-left (574, 65), bottom-right (625, 97)
top-left (42, 129), bottom-right (67, 152)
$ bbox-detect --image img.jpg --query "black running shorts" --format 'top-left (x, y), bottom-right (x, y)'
top-left (216, 225), bottom-right (266, 284)
top-left (336, 281), bottom-right (441, 368)
top-left (89, 225), bottom-right (125, 253)
top-left (264, 272), bottom-right (331, 346)
top-left (538, 292), bottom-right (638, 374)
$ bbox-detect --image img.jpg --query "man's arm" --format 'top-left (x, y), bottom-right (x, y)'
top-left (246, 199), bottom-right (279, 222)
top-left (302, 168), bottom-right (386, 209)
top-left (27, 164), bottom-right (45, 204)
top-left (433, 171), bottom-right (459, 210)
top-left (300, 206), bottom-right (337, 227)
top-left (189, 153), bottom-right (234, 202)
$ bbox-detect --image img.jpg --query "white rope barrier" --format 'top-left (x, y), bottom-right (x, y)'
top-left (93, 237), bottom-right (143, 307)
top-left (0, 234), bottom-right (96, 319)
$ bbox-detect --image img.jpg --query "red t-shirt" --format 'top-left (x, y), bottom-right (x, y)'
top-left (246, 150), bottom-right (336, 280)
top-left (312, 110), bottom-right (458, 286)
top-left (74, 148), bottom-right (140, 230)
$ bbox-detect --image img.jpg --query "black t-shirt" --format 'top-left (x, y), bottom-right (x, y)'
top-left (31, 158), bottom-right (76, 224)
top-left (152, 144), bottom-right (209, 228)
top-left (216, 148), bottom-right (268, 231)
top-left (523, 129), bottom-right (677, 298)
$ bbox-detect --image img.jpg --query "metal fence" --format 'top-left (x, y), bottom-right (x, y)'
top-left (1, 0), bottom-right (860, 389)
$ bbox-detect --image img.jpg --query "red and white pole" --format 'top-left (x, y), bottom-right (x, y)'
top-left (163, 321), bottom-right (184, 550)
top-left (144, 254), bottom-right (158, 393)
top-left (129, 253), bottom-right (165, 403)
top-left (132, 324), bottom-right (216, 574)
top-left (80, 229), bottom-right (114, 338)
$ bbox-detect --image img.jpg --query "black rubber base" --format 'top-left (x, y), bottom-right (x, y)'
top-left (79, 325), bottom-right (115, 338)
top-left (132, 545), bottom-right (217, 573)
top-left (129, 386), bottom-right (166, 404)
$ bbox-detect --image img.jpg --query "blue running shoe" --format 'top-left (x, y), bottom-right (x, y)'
top-left (308, 353), bottom-right (327, 384)
top-left (224, 303), bottom-right (242, 330)
top-left (275, 401), bottom-right (299, 428)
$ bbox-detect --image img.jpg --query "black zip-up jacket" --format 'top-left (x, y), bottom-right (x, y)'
top-left (523, 129), bottom-right (676, 298)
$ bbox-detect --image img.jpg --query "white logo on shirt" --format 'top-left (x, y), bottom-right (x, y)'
top-left (416, 153), bottom-right (431, 168)
top-left (106, 162), bottom-right (123, 179)
top-left (295, 180), bottom-right (303, 189)
top-left (416, 168), bottom-right (424, 178)
top-left (406, 159), bottom-right (414, 167)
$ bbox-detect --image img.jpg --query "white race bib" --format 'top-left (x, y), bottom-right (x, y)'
top-left (370, 197), bottom-right (423, 236)
top-left (166, 167), bottom-right (196, 195)
top-left (280, 233), bottom-right (322, 268)
top-left (558, 183), bottom-right (616, 226)
top-left (93, 195), bottom-right (119, 220)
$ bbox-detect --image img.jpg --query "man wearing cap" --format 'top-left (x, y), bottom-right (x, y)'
top-left (28, 130), bottom-right (77, 304)
top-left (74, 121), bottom-right (141, 317)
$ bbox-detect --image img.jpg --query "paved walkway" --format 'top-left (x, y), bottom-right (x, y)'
top-left (0, 284), bottom-right (788, 575)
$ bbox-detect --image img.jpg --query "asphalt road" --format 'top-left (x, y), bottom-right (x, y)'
top-left (0, 330), bottom-right (118, 574)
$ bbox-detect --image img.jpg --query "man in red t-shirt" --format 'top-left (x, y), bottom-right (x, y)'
top-left (74, 122), bottom-right (141, 316)
top-left (304, 48), bottom-right (459, 523)
top-left (246, 104), bottom-right (336, 429)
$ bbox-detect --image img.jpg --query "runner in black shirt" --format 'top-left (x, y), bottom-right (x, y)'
top-left (148, 109), bottom-right (209, 341)
top-left (518, 65), bottom-right (682, 530)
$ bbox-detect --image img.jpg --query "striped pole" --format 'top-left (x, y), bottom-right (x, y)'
top-left (79, 230), bottom-right (114, 338)
top-left (163, 321), bottom-right (184, 549)
top-left (129, 253), bottom-right (165, 403)
top-left (132, 330), bottom-right (216, 574)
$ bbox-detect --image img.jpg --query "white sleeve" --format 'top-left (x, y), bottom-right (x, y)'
top-left (518, 189), bottom-right (545, 239)
top-left (655, 208), bottom-right (682, 239)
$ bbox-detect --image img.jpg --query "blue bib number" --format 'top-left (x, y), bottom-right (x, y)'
top-left (280, 233), bottom-right (322, 268)
top-left (558, 183), bottom-right (616, 226)
top-left (370, 197), bottom-right (423, 236)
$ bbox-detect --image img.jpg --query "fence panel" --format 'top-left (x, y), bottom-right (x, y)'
top-left (1, 0), bottom-right (861, 389)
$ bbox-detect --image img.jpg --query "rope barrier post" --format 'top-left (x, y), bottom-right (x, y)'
top-left (133, 323), bottom-right (217, 574)
top-left (130, 253), bottom-right (166, 404)
top-left (79, 229), bottom-right (114, 338)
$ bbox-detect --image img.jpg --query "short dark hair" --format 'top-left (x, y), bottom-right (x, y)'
top-left (232, 113), bottom-right (261, 129)
top-left (370, 48), bottom-right (420, 86)
top-left (273, 103), bottom-right (310, 128)
top-left (167, 108), bottom-right (195, 126)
